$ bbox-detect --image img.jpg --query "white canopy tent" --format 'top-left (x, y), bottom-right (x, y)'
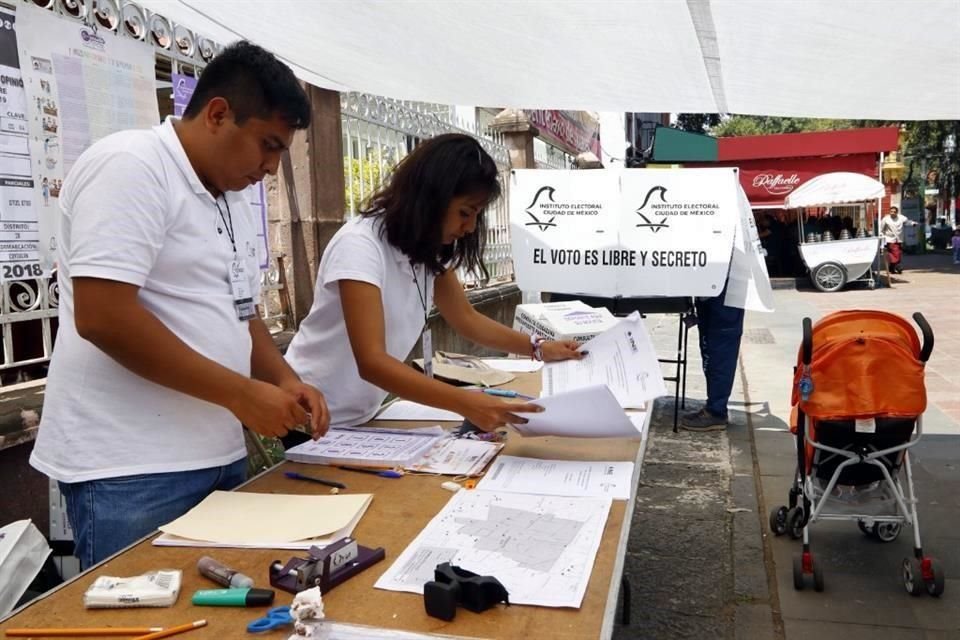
top-left (138, 0), bottom-right (960, 119)
top-left (784, 173), bottom-right (887, 208)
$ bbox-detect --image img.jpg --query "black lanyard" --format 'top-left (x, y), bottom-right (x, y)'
top-left (411, 260), bottom-right (429, 323)
top-left (214, 196), bottom-right (237, 256)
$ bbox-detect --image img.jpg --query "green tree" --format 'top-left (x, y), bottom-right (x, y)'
top-left (343, 153), bottom-right (386, 213)
top-left (711, 116), bottom-right (854, 137)
top-left (674, 113), bottom-right (722, 134)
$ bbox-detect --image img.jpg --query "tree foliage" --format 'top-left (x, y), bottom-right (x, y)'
top-left (674, 113), bottom-right (721, 134)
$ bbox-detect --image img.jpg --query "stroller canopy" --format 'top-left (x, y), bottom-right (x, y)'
top-left (792, 310), bottom-right (926, 419)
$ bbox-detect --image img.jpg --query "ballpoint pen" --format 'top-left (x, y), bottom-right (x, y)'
top-left (336, 466), bottom-right (404, 479)
top-left (283, 471), bottom-right (347, 489)
top-left (478, 388), bottom-right (537, 401)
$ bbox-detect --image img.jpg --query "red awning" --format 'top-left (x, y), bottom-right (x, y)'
top-left (718, 127), bottom-right (899, 162)
top-left (731, 154), bottom-right (878, 207)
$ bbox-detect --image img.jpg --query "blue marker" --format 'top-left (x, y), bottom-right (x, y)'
top-left (336, 465), bottom-right (404, 479)
top-left (480, 388), bottom-right (536, 401)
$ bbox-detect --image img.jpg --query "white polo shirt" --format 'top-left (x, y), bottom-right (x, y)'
top-left (285, 216), bottom-right (435, 428)
top-left (30, 118), bottom-right (261, 483)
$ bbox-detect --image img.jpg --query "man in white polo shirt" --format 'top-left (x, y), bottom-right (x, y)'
top-left (30, 41), bottom-right (329, 568)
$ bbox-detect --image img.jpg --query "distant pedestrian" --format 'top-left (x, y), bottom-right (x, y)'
top-left (952, 228), bottom-right (960, 265)
top-left (879, 206), bottom-right (915, 275)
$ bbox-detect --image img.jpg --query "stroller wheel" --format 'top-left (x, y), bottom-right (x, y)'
top-left (769, 506), bottom-right (789, 536)
top-left (786, 507), bottom-right (804, 539)
top-left (872, 522), bottom-right (901, 543)
top-left (792, 554), bottom-right (805, 590)
top-left (812, 556), bottom-right (825, 592)
top-left (857, 519), bottom-right (873, 537)
top-left (902, 557), bottom-right (925, 596)
top-left (924, 558), bottom-right (945, 597)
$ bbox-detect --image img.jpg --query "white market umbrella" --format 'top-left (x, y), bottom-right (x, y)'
top-left (784, 172), bottom-right (886, 208)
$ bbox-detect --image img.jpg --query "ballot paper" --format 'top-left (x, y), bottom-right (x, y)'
top-left (514, 385), bottom-right (642, 438)
top-left (154, 491), bottom-right (372, 548)
top-left (404, 437), bottom-right (503, 476)
top-left (375, 400), bottom-right (464, 422)
top-left (476, 456), bottom-right (635, 500)
top-left (542, 312), bottom-right (666, 408)
top-left (284, 425), bottom-right (444, 467)
top-left (375, 490), bottom-right (611, 608)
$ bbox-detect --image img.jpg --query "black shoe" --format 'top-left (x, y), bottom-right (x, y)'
top-left (680, 408), bottom-right (728, 432)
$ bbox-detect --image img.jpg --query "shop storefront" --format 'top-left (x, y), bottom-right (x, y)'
top-left (651, 126), bottom-right (900, 277)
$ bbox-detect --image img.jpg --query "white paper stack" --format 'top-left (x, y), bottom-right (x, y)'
top-left (284, 425), bottom-right (443, 467)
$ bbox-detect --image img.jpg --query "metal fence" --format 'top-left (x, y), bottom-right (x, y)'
top-left (340, 93), bottom-right (515, 286)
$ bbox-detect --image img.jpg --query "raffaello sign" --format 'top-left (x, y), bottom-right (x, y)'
top-left (752, 172), bottom-right (801, 195)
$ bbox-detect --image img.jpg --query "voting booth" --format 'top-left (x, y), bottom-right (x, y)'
top-left (510, 168), bottom-right (773, 428)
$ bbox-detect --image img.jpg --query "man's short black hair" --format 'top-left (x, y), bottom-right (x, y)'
top-left (183, 40), bottom-right (310, 129)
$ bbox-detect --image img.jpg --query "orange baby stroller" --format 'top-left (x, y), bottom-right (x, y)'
top-left (768, 310), bottom-right (944, 596)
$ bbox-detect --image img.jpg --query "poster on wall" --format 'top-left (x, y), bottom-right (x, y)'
top-left (510, 168), bottom-right (739, 298)
top-left (172, 72), bottom-right (269, 270)
top-left (0, 8), bottom-right (42, 282)
top-left (17, 5), bottom-right (160, 273)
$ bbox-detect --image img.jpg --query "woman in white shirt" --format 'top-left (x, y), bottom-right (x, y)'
top-left (286, 134), bottom-right (582, 431)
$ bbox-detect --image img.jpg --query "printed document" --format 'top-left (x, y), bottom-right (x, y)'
top-left (375, 490), bottom-right (611, 608)
top-left (476, 456), bottom-right (635, 500)
top-left (404, 437), bottom-right (503, 476)
top-left (284, 426), bottom-right (443, 467)
top-left (514, 385), bottom-right (642, 438)
top-left (542, 312), bottom-right (666, 408)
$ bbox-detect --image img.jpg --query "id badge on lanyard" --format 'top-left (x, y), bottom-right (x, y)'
top-left (412, 261), bottom-right (433, 378)
top-left (230, 258), bottom-right (256, 321)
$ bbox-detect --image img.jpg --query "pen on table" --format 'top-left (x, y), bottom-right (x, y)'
top-left (284, 470), bottom-right (347, 489)
top-left (476, 388), bottom-right (537, 401)
top-left (336, 465), bottom-right (404, 478)
top-left (131, 620), bottom-right (207, 640)
top-left (5, 628), bottom-right (164, 637)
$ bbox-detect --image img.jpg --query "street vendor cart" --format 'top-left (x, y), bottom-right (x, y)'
top-left (784, 172), bottom-right (886, 292)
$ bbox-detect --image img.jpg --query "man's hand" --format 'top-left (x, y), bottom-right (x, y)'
top-left (280, 380), bottom-right (330, 438)
top-left (228, 380), bottom-right (309, 438)
top-left (457, 393), bottom-right (544, 432)
top-left (540, 340), bottom-right (585, 362)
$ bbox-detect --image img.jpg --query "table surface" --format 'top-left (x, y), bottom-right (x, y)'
top-left (0, 372), bottom-right (648, 640)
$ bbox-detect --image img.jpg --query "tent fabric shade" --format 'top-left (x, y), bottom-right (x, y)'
top-left (784, 173), bottom-right (886, 208)
top-left (136, 0), bottom-right (960, 119)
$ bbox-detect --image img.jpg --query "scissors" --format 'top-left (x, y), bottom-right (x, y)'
top-left (247, 605), bottom-right (294, 633)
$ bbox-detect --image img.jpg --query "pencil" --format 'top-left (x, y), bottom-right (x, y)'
top-left (5, 628), bottom-right (163, 637)
top-left (130, 620), bottom-right (207, 640)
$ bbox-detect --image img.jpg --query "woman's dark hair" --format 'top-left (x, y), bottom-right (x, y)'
top-left (183, 40), bottom-right (310, 129)
top-left (361, 133), bottom-right (501, 280)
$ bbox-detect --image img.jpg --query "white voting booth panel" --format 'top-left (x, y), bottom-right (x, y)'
top-left (510, 168), bottom-right (739, 298)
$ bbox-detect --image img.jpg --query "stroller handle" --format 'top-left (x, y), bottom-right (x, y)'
top-left (801, 317), bottom-right (813, 365)
top-left (913, 312), bottom-right (934, 362)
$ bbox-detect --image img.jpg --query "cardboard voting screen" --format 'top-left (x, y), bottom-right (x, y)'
top-left (510, 168), bottom-right (740, 297)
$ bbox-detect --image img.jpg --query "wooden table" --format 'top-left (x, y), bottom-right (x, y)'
top-left (0, 373), bottom-right (650, 640)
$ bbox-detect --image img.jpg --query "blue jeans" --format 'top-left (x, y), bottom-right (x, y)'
top-left (59, 459), bottom-right (247, 569)
top-left (695, 293), bottom-right (745, 419)
top-left (954, 244), bottom-right (960, 262)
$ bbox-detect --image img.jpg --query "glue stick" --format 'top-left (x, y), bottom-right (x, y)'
top-left (197, 556), bottom-right (254, 589)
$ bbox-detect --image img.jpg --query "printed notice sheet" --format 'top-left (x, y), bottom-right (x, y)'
top-left (515, 384), bottom-right (641, 438)
top-left (476, 456), bottom-right (635, 500)
top-left (404, 437), bottom-right (503, 476)
top-left (284, 426), bottom-right (443, 467)
top-left (375, 490), bottom-right (611, 608)
top-left (542, 312), bottom-right (666, 408)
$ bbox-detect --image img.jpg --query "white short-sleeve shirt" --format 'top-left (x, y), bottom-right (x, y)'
top-left (30, 118), bottom-right (262, 483)
top-left (285, 216), bottom-right (435, 428)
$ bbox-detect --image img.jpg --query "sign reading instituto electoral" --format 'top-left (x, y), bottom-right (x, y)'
top-left (510, 168), bottom-right (740, 297)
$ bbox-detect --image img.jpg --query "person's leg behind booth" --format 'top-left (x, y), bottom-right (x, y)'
top-left (887, 241), bottom-right (903, 274)
top-left (683, 295), bottom-right (745, 432)
top-left (58, 458), bottom-right (247, 569)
